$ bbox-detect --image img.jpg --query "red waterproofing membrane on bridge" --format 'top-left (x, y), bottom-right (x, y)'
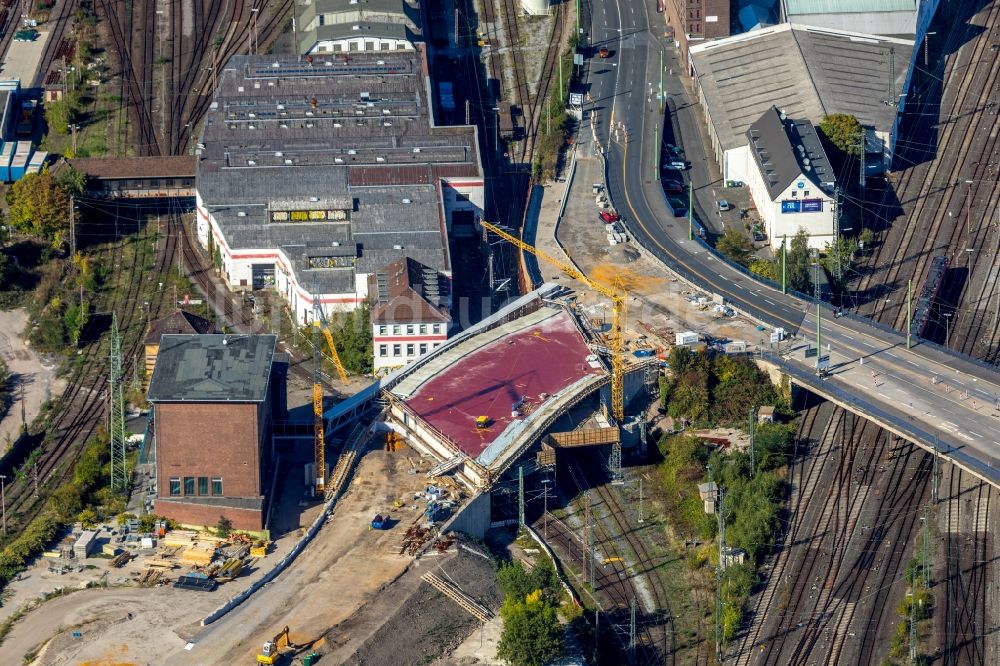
top-left (407, 310), bottom-right (604, 458)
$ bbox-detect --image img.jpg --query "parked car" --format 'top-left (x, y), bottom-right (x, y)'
top-left (14, 29), bottom-right (38, 42)
top-left (663, 160), bottom-right (688, 171)
top-left (599, 210), bottom-right (619, 223)
top-left (663, 181), bottom-right (684, 194)
top-left (717, 199), bottom-right (731, 211)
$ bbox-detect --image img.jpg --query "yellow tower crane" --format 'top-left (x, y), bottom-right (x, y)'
top-left (480, 221), bottom-right (626, 421)
top-left (311, 300), bottom-right (351, 496)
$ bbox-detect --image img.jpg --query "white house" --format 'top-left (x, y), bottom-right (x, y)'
top-left (369, 257), bottom-right (451, 375)
top-left (745, 107), bottom-right (837, 251)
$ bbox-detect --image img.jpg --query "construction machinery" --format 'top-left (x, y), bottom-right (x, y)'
top-left (310, 299), bottom-right (351, 496)
top-left (481, 221), bottom-right (626, 421)
top-left (257, 626), bottom-right (297, 664)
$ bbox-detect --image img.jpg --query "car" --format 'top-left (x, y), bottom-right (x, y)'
top-left (599, 210), bottom-right (619, 223)
top-left (663, 181), bottom-right (684, 194)
top-left (598, 47), bottom-right (610, 58)
top-left (717, 199), bottom-right (731, 211)
top-left (14, 29), bottom-right (38, 42)
top-left (663, 160), bottom-right (688, 171)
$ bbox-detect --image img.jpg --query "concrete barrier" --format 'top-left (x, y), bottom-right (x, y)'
top-left (201, 421), bottom-right (371, 626)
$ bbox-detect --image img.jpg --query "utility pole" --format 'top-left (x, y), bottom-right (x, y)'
top-left (688, 184), bottom-right (694, 240)
top-left (69, 195), bottom-right (76, 256)
top-left (542, 479), bottom-right (551, 540)
top-left (559, 55), bottom-right (564, 103)
top-left (109, 312), bottom-right (128, 493)
top-left (814, 258), bottom-right (822, 374)
top-left (932, 438), bottom-right (939, 503)
top-left (906, 279), bottom-right (912, 348)
top-left (921, 506), bottom-right (930, 589)
top-left (716, 484), bottom-right (726, 661)
top-left (749, 407), bottom-right (757, 476)
top-left (781, 235), bottom-right (787, 294)
top-left (465, 99), bottom-right (470, 125)
top-left (833, 187), bottom-right (842, 281)
top-left (629, 597), bottom-right (637, 660)
top-left (69, 123), bottom-right (78, 155)
top-left (518, 465), bottom-right (525, 528)
top-left (658, 49), bottom-right (663, 113)
top-left (638, 477), bottom-right (644, 524)
top-left (0, 474), bottom-right (6, 537)
top-left (653, 124), bottom-right (658, 179)
top-left (909, 589), bottom-right (917, 662)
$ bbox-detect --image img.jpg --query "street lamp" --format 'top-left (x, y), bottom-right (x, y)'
top-left (943, 312), bottom-right (952, 345)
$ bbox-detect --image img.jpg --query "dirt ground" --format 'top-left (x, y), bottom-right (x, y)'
top-left (332, 539), bottom-right (502, 666)
top-left (0, 308), bottom-right (66, 447)
top-left (10, 443), bottom-right (437, 665)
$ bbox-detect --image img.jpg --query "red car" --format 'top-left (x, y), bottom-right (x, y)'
top-left (599, 210), bottom-right (619, 223)
top-left (663, 181), bottom-right (684, 194)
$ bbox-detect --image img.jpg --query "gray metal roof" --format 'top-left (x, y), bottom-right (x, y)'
top-left (747, 107), bottom-right (836, 200)
top-left (690, 23), bottom-right (913, 153)
top-left (783, 0), bottom-right (915, 14)
top-left (147, 334), bottom-right (277, 403)
top-left (196, 51), bottom-right (480, 291)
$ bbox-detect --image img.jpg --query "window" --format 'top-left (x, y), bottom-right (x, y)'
top-left (212, 478), bottom-right (223, 496)
top-left (406, 343), bottom-right (415, 356)
top-left (804, 190), bottom-right (810, 196)
top-left (169, 478), bottom-right (181, 496)
top-left (184, 477), bottom-right (195, 495)
top-left (791, 191), bottom-right (797, 197)
top-left (379, 325), bottom-right (388, 336)
top-left (198, 477), bottom-right (208, 495)
top-left (406, 325), bottom-right (415, 335)
top-left (419, 324), bottom-right (427, 335)
top-left (432, 324), bottom-right (441, 334)
top-left (392, 325), bottom-right (401, 335)
top-left (379, 344), bottom-right (388, 357)
top-left (433, 342), bottom-right (440, 348)
top-left (393, 344), bottom-right (401, 356)
top-left (419, 343), bottom-right (427, 354)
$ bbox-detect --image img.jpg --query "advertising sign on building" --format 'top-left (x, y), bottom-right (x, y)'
top-left (801, 199), bottom-right (823, 213)
top-left (781, 200), bottom-right (801, 213)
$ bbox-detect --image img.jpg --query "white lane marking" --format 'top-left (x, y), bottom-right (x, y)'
top-left (969, 431), bottom-right (983, 438)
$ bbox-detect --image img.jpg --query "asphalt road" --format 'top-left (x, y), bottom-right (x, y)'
top-left (582, 0), bottom-right (1000, 485)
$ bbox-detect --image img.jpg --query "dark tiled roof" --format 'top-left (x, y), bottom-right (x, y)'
top-left (69, 156), bottom-right (197, 179)
top-left (747, 106), bottom-right (836, 201)
top-left (144, 310), bottom-right (215, 344)
top-left (369, 257), bottom-right (451, 324)
top-left (147, 335), bottom-right (277, 403)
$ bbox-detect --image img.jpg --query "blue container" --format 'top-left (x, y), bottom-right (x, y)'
top-left (0, 141), bottom-right (14, 183)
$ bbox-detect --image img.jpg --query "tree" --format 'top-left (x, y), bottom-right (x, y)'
top-left (324, 304), bottom-right (373, 375)
top-left (498, 560), bottom-right (559, 605)
top-left (216, 515), bottom-right (233, 537)
top-left (748, 258), bottom-right (777, 281)
top-left (43, 92), bottom-right (81, 137)
top-left (716, 228), bottom-right (753, 265)
top-left (56, 165), bottom-right (87, 197)
top-left (785, 230), bottom-right (815, 295)
top-left (5, 169), bottom-right (72, 245)
top-left (497, 589), bottom-right (565, 666)
top-left (818, 114), bottom-right (863, 157)
top-left (858, 227), bottom-right (875, 252)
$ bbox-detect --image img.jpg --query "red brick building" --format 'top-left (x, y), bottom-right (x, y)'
top-left (147, 334), bottom-right (287, 531)
top-left (663, 0), bottom-right (731, 70)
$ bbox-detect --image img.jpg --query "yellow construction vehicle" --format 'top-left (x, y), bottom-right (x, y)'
top-left (257, 626), bottom-right (292, 664)
top-left (480, 221), bottom-right (627, 421)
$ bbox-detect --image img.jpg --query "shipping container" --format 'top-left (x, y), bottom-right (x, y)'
top-left (675, 331), bottom-right (698, 346)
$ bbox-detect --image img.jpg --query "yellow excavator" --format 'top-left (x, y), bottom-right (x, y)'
top-left (257, 625), bottom-right (321, 665)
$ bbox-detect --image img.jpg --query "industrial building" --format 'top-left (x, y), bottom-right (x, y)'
top-left (295, 0), bottom-right (422, 54)
top-left (147, 334), bottom-right (287, 531)
top-left (779, 0), bottom-right (939, 38)
top-left (370, 256), bottom-right (451, 375)
top-left (662, 0), bottom-right (732, 68)
top-left (194, 50), bottom-right (483, 326)
top-left (68, 156), bottom-right (198, 198)
top-left (143, 309), bottom-right (215, 386)
top-left (745, 107), bottom-right (837, 250)
top-left (689, 23), bottom-right (913, 180)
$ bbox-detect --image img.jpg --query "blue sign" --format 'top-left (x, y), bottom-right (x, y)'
top-left (801, 199), bottom-right (823, 213)
top-left (796, 181), bottom-right (805, 189)
top-left (781, 200), bottom-right (801, 213)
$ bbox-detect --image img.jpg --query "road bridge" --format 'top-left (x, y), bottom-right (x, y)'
top-left (580, 0), bottom-right (1000, 487)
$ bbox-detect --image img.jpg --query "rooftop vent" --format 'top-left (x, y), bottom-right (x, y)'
top-left (376, 156), bottom-right (386, 162)
top-left (275, 151), bottom-right (283, 157)
top-left (248, 112), bottom-right (256, 118)
top-left (360, 92), bottom-right (370, 99)
top-left (779, 108), bottom-right (787, 121)
top-left (352, 24), bottom-right (360, 30)
top-left (237, 211), bottom-right (247, 217)
top-left (310, 196), bottom-right (319, 202)
top-left (334, 157), bottom-right (344, 164)
top-left (348, 149), bottom-right (357, 155)
top-left (284, 159), bottom-right (293, 165)
top-left (402, 198), bottom-right (411, 204)
top-left (247, 124), bottom-right (255, 130)
top-left (334, 122), bottom-right (342, 128)
top-left (377, 60), bottom-right (385, 65)
top-left (412, 147), bottom-right (421, 153)
top-left (272, 62), bottom-right (280, 68)
top-left (393, 244), bottom-right (403, 250)
top-left (276, 104), bottom-right (285, 110)
top-left (332, 241), bottom-right (341, 246)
